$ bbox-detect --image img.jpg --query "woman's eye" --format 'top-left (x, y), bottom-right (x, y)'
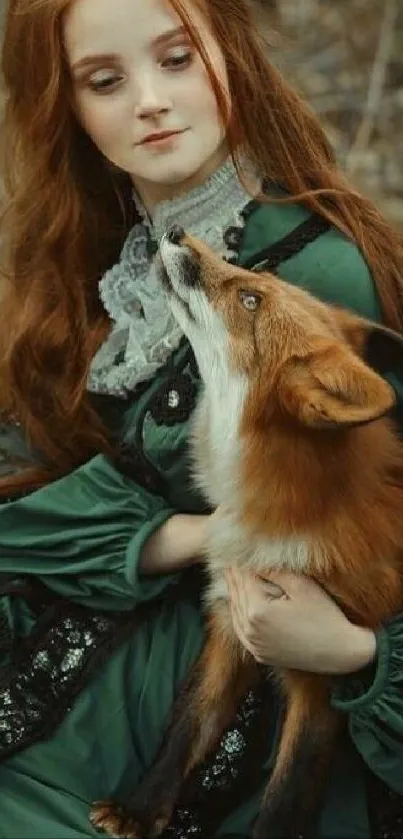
top-left (239, 290), bottom-right (262, 312)
top-left (87, 71), bottom-right (123, 92)
top-left (161, 48), bottom-right (193, 71)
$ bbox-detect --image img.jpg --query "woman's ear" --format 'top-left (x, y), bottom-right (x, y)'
top-left (278, 340), bottom-right (396, 429)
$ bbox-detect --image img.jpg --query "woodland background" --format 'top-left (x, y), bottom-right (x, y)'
top-left (259, 0), bottom-right (403, 228)
top-left (0, 0), bottom-right (402, 227)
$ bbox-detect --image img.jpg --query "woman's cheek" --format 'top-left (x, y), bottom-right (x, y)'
top-left (75, 97), bottom-right (125, 153)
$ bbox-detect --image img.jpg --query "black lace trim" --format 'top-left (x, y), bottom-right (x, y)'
top-left (0, 572), bottom-right (202, 763)
top-left (2, 579), bottom-right (402, 838)
top-left (113, 341), bottom-right (199, 487)
top-left (161, 674), bottom-right (274, 839)
top-left (161, 689), bottom-right (403, 839)
top-left (223, 224), bottom-right (245, 253)
top-left (0, 602), bottom-right (138, 760)
top-left (0, 562), bottom-right (271, 834)
top-left (149, 373), bottom-right (198, 426)
top-left (0, 573), bottom-right (274, 836)
top-left (0, 613), bottom-right (12, 654)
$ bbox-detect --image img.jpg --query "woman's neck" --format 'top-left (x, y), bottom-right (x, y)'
top-left (131, 141), bottom-right (229, 217)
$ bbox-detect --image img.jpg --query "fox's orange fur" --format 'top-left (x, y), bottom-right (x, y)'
top-left (91, 232), bottom-right (403, 838)
top-left (161, 231), bottom-right (403, 833)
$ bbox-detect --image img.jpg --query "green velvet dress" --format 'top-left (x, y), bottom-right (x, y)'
top-left (1, 196), bottom-right (403, 838)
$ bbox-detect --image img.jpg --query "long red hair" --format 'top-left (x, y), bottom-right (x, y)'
top-left (1, 0), bottom-right (403, 495)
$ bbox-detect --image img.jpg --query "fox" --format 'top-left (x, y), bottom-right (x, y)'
top-left (91, 226), bottom-right (403, 838)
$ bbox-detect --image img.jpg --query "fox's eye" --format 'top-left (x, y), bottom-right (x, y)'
top-left (239, 290), bottom-right (261, 312)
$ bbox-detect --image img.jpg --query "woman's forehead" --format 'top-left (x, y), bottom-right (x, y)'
top-left (63, 0), bottom-right (207, 63)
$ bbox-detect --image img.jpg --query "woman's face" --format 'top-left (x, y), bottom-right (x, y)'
top-left (63, 0), bottom-right (230, 208)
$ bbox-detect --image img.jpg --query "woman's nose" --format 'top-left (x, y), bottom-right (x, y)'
top-left (134, 74), bottom-right (171, 119)
top-left (135, 101), bottom-right (169, 119)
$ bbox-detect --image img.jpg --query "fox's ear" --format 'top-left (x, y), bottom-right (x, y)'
top-left (335, 312), bottom-right (403, 376)
top-left (279, 341), bottom-right (396, 429)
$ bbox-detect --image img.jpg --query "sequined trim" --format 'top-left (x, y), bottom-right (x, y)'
top-left (0, 601), bottom-right (138, 760)
top-left (161, 676), bottom-right (273, 839)
top-left (0, 570), bottom-right (204, 762)
top-left (149, 373), bottom-right (198, 426)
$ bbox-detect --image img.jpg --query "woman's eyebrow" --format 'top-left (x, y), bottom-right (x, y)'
top-left (152, 25), bottom-right (187, 48)
top-left (71, 26), bottom-right (187, 73)
top-left (71, 53), bottom-right (118, 72)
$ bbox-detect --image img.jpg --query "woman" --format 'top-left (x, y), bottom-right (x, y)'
top-left (0, 0), bottom-right (402, 836)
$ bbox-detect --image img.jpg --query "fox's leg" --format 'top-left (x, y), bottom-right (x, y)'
top-left (253, 673), bottom-right (340, 839)
top-left (91, 609), bottom-right (258, 839)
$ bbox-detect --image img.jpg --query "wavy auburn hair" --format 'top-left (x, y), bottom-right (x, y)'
top-left (1, 0), bottom-right (403, 495)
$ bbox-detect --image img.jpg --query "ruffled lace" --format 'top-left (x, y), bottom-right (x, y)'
top-left (88, 224), bottom-right (183, 398)
top-left (87, 158), bottom-right (260, 398)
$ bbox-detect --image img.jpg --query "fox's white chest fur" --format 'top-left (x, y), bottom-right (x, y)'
top-left (189, 352), bottom-right (310, 607)
top-left (167, 277), bottom-right (310, 605)
top-left (191, 378), bottom-right (246, 507)
top-left (184, 308), bottom-right (247, 508)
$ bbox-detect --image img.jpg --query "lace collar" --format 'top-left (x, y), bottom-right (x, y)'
top-left (87, 158), bottom-right (259, 398)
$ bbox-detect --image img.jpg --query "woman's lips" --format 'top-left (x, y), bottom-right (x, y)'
top-left (140, 129), bottom-right (186, 146)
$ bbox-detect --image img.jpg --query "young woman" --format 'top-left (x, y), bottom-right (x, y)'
top-left (0, 0), bottom-right (402, 836)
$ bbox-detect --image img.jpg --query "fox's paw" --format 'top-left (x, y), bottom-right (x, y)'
top-left (90, 800), bottom-right (143, 838)
top-left (90, 799), bottom-right (172, 838)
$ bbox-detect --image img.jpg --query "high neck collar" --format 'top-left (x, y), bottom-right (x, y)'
top-left (134, 156), bottom-right (260, 247)
top-left (87, 157), bottom-right (261, 398)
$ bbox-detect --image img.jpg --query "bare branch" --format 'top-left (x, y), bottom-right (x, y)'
top-left (345, 0), bottom-right (398, 174)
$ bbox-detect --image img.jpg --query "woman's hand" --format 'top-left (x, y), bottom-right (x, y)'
top-left (226, 567), bottom-right (377, 675)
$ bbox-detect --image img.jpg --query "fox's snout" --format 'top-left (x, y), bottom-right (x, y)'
top-left (160, 227), bottom-right (201, 291)
top-left (166, 224), bottom-right (185, 246)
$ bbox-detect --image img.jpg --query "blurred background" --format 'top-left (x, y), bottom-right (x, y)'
top-left (0, 0), bottom-right (401, 227)
top-left (259, 0), bottom-right (403, 228)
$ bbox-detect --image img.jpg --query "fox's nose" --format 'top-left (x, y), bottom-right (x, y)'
top-left (167, 224), bottom-right (185, 245)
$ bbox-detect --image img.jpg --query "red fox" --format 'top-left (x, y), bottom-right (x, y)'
top-left (91, 227), bottom-right (403, 838)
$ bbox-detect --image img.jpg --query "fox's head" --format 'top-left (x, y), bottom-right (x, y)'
top-left (159, 225), bottom-right (402, 430)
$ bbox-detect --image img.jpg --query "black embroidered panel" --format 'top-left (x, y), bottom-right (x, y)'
top-left (0, 572), bottom-right (202, 762)
top-left (2, 206), bottom-right (402, 837)
top-left (149, 373), bottom-right (198, 426)
top-left (0, 613), bottom-right (12, 654)
top-left (160, 676), bottom-right (273, 839)
top-left (0, 570), bottom-right (274, 837)
top-left (0, 602), bottom-right (136, 760)
top-left (1, 584), bottom-right (402, 838)
top-left (112, 339), bottom-right (199, 492)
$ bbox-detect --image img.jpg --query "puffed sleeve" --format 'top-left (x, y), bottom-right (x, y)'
top-left (0, 453), bottom-right (178, 610)
top-left (331, 616), bottom-right (403, 793)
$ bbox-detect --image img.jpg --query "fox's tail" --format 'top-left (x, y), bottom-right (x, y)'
top-left (263, 673), bottom-right (340, 830)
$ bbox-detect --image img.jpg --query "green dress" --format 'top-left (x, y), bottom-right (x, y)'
top-left (1, 199), bottom-right (403, 839)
